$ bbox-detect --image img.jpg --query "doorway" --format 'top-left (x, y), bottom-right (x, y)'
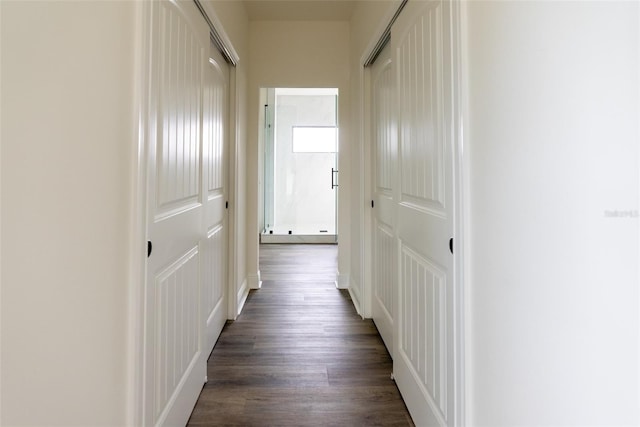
top-left (260, 88), bottom-right (339, 244)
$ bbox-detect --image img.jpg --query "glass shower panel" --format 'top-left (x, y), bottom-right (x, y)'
top-left (263, 88), bottom-right (276, 231)
top-left (271, 88), bottom-right (338, 237)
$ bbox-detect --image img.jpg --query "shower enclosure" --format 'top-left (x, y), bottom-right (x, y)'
top-left (261, 88), bottom-right (338, 243)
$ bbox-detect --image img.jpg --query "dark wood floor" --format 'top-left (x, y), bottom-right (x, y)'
top-left (188, 244), bottom-right (413, 426)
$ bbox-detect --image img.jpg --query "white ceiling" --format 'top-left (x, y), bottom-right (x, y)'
top-left (243, 0), bottom-right (357, 21)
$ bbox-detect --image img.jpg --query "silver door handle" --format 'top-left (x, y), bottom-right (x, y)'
top-left (331, 168), bottom-right (339, 189)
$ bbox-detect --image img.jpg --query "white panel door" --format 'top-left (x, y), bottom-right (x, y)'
top-left (202, 41), bottom-right (229, 358)
top-left (392, 1), bottom-right (459, 425)
top-left (144, 1), bottom-right (209, 425)
top-left (371, 42), bottom-right (396, 356)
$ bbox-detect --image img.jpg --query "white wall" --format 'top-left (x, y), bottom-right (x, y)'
top-left (1, 1), bottom-right (136, 424)
top-left (248, 21), bottom-right (351, 286)
top-left (464, 1), bottom-right (639, 425)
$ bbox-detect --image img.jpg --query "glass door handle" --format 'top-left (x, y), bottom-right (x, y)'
top-left (331, 168), bottom-right (339, 189)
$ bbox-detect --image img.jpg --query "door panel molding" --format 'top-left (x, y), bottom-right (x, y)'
top-left (201, 39), bottom-right (229, 360)
top-left (131, 0), bottom-right (241, 425)
top-left (371, 42), bottom-right (396, 356)
top-left (143, 1), bottom-right (209, 425)
top-left (153, 246), bottom-right (201, 424)
top-left (399, 242), bottom-right (447, 422)
top-left (133, 1), bottom-right (232, 426)
top-left (391, 1), bottom-right (464, 426)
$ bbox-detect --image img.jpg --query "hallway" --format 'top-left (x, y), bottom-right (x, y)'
top-left (188, 244), bottom-right (413, 426)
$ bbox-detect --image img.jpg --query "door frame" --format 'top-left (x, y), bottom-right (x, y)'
top-left (127, 1), bottom-right (241, 424)
top-left (359, 0), bottom-right (467, 424)
top-left (258, 87), bottom-right (340, 245)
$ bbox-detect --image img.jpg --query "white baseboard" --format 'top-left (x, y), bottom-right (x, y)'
top-left (248, 271), bottom-right (262, 289)
top-left (260, 233), bottom-right (337, 244)
top-left (335, 273), bottom-right (349, 289)
top-left (348, 277), bottom-right (363, 318)
top-left (236, 278), bottom-right (248, 316)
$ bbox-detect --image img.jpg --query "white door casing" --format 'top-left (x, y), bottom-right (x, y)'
top-left (143, 1), bottom-right (214, 425)
top-left (371, 42), bottom-right (396, 356)
top-left (391, 0), bottom-right (462, 425)
top-left (202, 40), bottom-right (229, 361)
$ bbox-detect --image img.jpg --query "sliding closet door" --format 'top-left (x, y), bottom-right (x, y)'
top-left (144, 1), bottom-right (209, 425)
top-left (202, 40), bottom-right (229, 359)
top-left (371, 42), bottom-right (396, 355)
top-left (391, 0), bottom-right (461, 425)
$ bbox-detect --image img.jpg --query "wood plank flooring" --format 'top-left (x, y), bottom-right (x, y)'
top-left (188, 244), bottom-right (413, 426)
